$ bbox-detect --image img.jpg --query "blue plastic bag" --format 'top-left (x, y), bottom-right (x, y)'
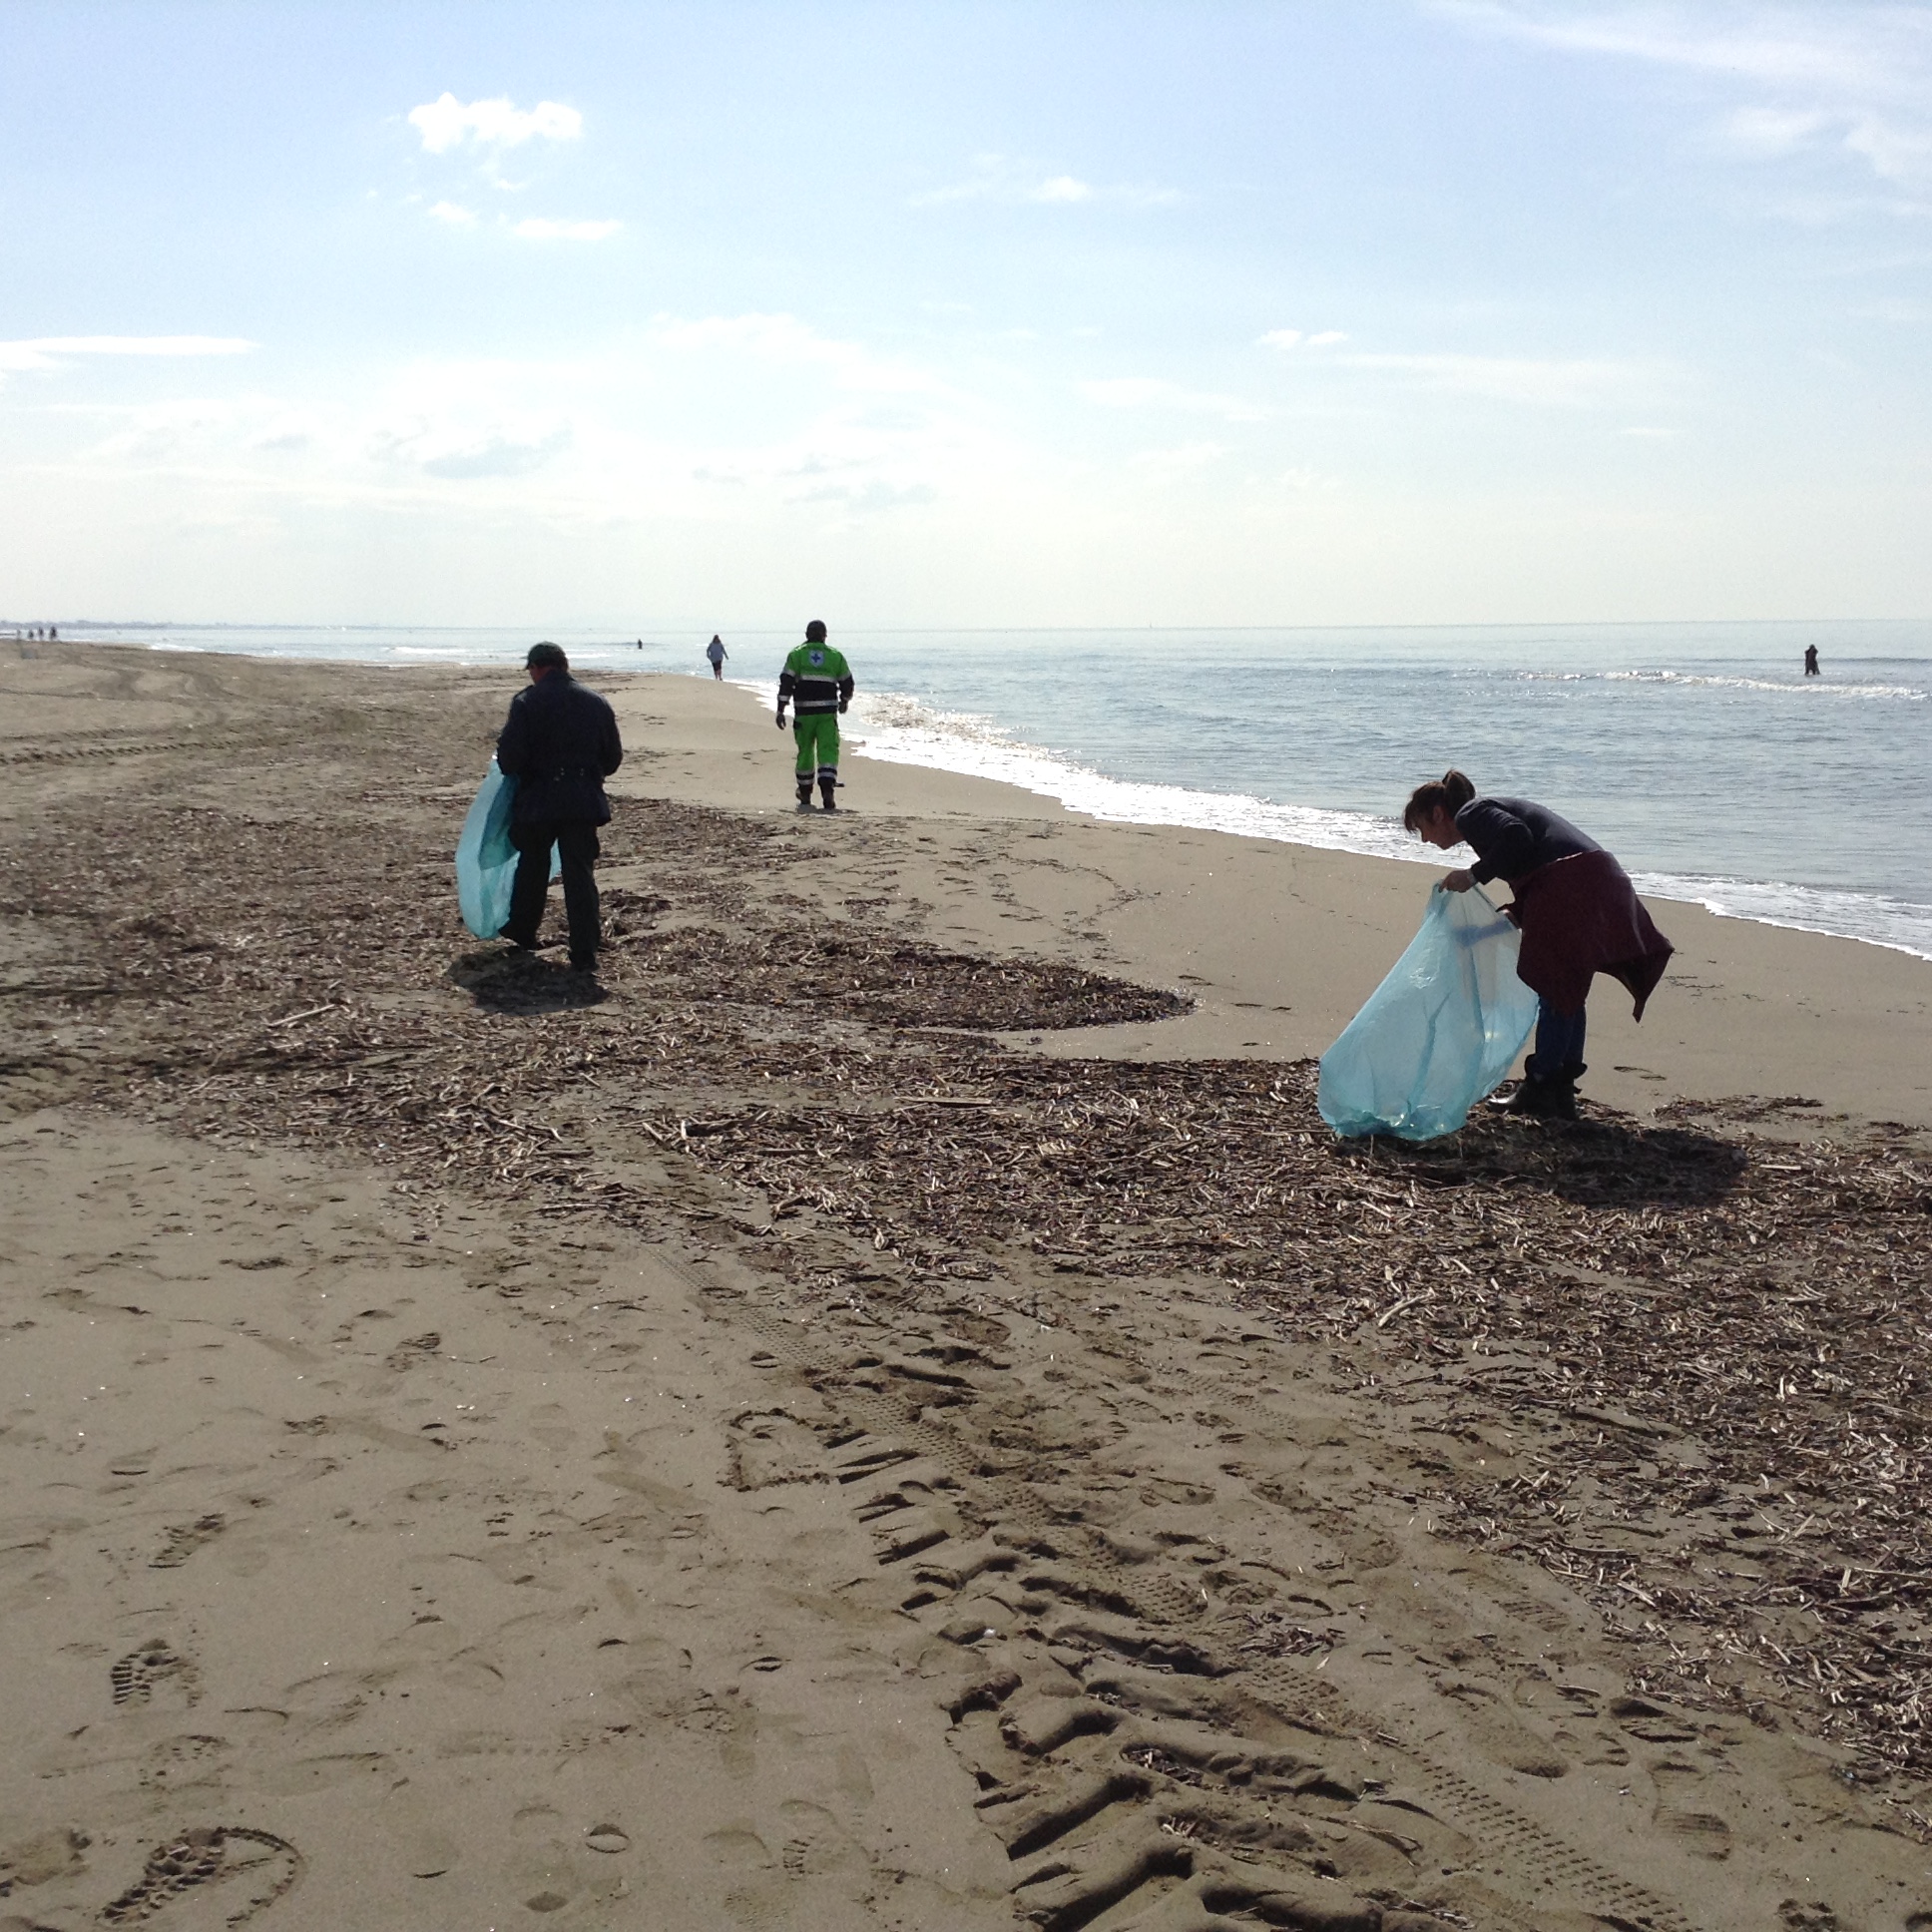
top-left (455, 761), bottom-right (557, 940)
top-left (1317, 885), bottom-right (1539, 1141)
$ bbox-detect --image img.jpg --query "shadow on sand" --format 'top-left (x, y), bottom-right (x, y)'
top-left (1343, 1108), bottom-right (1749, 1211)
top-left (448, 948), bottom-right (609, 1015)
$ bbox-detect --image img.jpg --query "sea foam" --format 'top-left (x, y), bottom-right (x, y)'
top-left (827, 687), bottom-right (1932, 961)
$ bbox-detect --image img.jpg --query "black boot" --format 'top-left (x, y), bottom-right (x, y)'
top-left (1550, 1060), bottom-right (1587, 1119)
top-left (818, 776), bottom-right (838, 813)
top-left (795, 781), bottom-right (814, 814)
top-left (1501, 1066), bottom-right (1582, 1120)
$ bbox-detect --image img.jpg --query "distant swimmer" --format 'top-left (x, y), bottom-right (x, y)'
top-left (706, 634), bottom-right (727, 680)
top-left (1804, 645), bottom-right (1820, 677)
top-left (775, 620), bottom-right (853, 813)
top-left (495, 642), bottom-right (625, 976)
top-left (1405, 769), bottom-right (1673, 1121)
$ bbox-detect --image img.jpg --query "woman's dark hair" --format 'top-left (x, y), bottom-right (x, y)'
top-left (1402, 768), bottom-right (1475, 833)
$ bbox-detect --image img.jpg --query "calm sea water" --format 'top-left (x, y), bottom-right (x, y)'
top-left (39, 618), bottom-right (1932, 958)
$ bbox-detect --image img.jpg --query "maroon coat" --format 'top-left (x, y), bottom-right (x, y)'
top-left (1508, 850), bottom-right (1674, 1020)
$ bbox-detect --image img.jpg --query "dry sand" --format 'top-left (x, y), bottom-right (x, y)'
top-left (3, 641), bottom-right (1931, 1932)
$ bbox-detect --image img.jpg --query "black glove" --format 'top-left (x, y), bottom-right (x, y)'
top-left (838, 700), bottom-right (848, 714)
top-left (775, 709), bottom-right (786, 729)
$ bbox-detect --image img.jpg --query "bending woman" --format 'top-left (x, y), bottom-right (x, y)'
top-left (1403, 770), bottom-right (1674, 1119)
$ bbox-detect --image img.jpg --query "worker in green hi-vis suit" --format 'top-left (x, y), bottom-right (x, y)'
top-left (774, 619), bottom-right (855, 813)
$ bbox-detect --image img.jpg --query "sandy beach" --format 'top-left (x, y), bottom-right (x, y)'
top-left (4, 639), bottom-right (1932, 1932)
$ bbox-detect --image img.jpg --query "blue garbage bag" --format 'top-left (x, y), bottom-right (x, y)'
top-left (455, 761), bottom-right (557, 940)
top-left (1317, 885), bottom-right (1540, 1141)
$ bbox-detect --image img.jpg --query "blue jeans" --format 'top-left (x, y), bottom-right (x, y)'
top-left (1526, 1001), bottom-right (1587, 1081)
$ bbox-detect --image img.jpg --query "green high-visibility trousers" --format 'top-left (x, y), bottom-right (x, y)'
top-left (792, 713), bottom-right (839, 780)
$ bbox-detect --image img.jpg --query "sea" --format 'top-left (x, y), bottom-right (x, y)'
top-left (27, 618), bottom-right (1932, 961)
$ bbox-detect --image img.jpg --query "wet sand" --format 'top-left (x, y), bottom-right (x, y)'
top-left (2, 641), bottom-right (1930, 1932)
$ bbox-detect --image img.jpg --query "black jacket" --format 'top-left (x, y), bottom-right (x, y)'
top-left (1455, 795), bottom-right (1602, 887)
top-left (496, 674), bottom-right (624, 825)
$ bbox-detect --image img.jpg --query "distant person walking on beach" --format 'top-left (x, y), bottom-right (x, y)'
top-left (706, 635), bottom-right (727, 680)
top-left (495, 643), bottom-right (624, 974)
top-left (1804, 645), bottom-right (1820, 677)
top-left (1405, 770), bottom-right (1673, 1120)
top-left (775, 620), bottom-right (853, 812)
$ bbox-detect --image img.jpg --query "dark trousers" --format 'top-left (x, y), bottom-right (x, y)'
top-left (507, 820), bottom-right (602, 961)
top-left (1526, 1000), bottom-right (1587, 1081)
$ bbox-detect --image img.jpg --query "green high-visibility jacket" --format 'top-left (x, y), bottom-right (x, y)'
top-left (778, 643), bottom-right (854, 716)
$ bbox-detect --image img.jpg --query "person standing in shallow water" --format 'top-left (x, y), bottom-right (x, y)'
top-left (495, 643), bottom-right (624, 974)
top-left (1404, 770), bottom-right (1674, 1120)
top-left (706, 634), bottom-right (727, 680)
top-left (775, 620), bottom-right (853, 812)
top-left (1804, 645), bottom-right (1820, 677)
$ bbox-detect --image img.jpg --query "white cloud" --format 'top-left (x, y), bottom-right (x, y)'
top-left (251, 412), bottom-right (317, 452)
top-left (912, 155), bottom-right (1181, 209)
top-left (796, 477), bottom-right (938, 513)
top-left (421, 427), bottom-right (574, 479)
top-left (1328, 350), bottom-right (1640, 406)
top-left (513, 218), bottom-right (621, 242)
top-left (427, 201), bottom-right (478, 225)
top-left (1257, 328), bottom-right (1348, 350)
top-left (647, 311), bottom-right (944, 397)
top-left (365, 404), bottom-right (574, 480)
top-left (650, 313), bottom-right (824, 356)
top-left (1125, 440), bottom-right (1230, 478)
top-left (1854, 296), bottom-right (1932, 321)
top-left (1431, 4), bottom-right (1932, 193)
top-left (0, 334), bottom-right (255, 373)
top-left (94, 398), bottom-right (238, 462)
top-left (1721, 104), bottom-right (1833, 161)
top-left (1080, 376), bottom-right (1266, 422)
top-left (408, 93), bottom-right (583, 154)
top-left (1256, 323), bottom-right (1651, 406)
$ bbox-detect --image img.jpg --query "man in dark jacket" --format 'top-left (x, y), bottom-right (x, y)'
top-left (495, 643), bottom-right (624, 973)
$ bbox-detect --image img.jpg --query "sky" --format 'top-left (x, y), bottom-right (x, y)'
top-left (2, 1), bottom-right (1930, 630)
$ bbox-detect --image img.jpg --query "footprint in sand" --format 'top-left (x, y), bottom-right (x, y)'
top-left (776, 1801), bottom-right (867, 1879)
top-left (703, 1824), bottom-right (772, 1873)
top-left (383, 1331), bottom-right (441, 1371)
top-left (139, 1733), bottom-right (232, 1790)
top-left (149, 1513), bottom-right (226, 1569)
top-left (111, 1641), bottom-right (203, 1708)
top-left (727, 1411), bottom-right (837, 1491)
top-left (1650, 1757), bottom-right (1733, 1861)
top-left (1435, 1680), bottom-right (1570, 1779)
top-left (0, 1825), bottom-right (90, 1898)
top-left (100, 1827), bottom-right (302, 1927)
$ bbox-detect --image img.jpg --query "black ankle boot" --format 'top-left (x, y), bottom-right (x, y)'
top-left (1501, 1072), bottom-right (1578, 1120)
